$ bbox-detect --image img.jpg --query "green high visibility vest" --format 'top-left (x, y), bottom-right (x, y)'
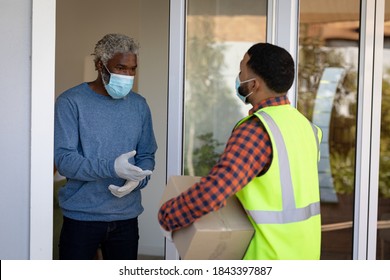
top-left (235, 104), bottom-right (322, 260)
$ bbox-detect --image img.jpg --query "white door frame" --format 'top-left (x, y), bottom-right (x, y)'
top-left (30, 0), bottom-right (56, 259)
top-left (354, 0), bottom-right (384, 259)
top-left (165, 0), bottom-right (186, 260)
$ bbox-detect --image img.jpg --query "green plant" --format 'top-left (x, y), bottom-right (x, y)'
top-left (188, 133), bottom-right (223, 177)
top-left (183, 16), bottom-right (243, 176)
top-left (330, 149), bottom-right (355, 195)
top-left (379, 154), bottom-right (390, 198)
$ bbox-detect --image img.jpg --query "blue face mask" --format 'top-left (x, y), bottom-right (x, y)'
top-left (235, 75), bottom-right (255, 104)
top-left (103, 65), bottom-right (134, 99)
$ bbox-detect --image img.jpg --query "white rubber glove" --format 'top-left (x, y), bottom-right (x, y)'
top-left (108, 180), bottom-right (139, 198)
top-left (114, 150), bottom-right (153, 181)
top-left (160, 225), bottom-right (173, 242)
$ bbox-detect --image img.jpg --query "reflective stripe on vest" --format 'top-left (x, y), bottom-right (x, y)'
top-left (246, 111), bottom-right (321, 224)
top-left (311, 124), bottom-right (320, 162)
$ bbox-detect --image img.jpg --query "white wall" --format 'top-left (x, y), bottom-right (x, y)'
top-left (55, 0), bottom-right (168, 257)
top-left (0, 0), bottom-right (31, 259)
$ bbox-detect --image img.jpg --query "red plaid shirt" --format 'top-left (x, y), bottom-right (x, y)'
top-left (158, 96), bottom-right (291, 231)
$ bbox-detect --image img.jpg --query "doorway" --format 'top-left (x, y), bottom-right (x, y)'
top-left (30, 0), bottom-right (169, 259)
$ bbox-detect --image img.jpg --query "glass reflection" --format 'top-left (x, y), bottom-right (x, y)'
top-left (377, 0), bottom-right (390, 260)
top-left (298, 0), bottom-right (360, 259)
top-left (184, 0), bottom-right (267, 176)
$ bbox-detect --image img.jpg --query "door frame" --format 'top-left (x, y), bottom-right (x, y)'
top-left (354, 0), bottom-right (384, 259)
top-left (30, 0), bottom-right (56, 259)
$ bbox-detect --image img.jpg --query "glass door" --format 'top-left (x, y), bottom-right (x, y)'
top-left (298, 0), bottom-right (388, 259)
top-left (376, 0), bottom-right (390, 260)
top-left (183, 0), bottom-right (267, 176)
top-left (167, 0), bottom-right (267, 259)
top-left (298, 0), bottom-right (361, 260)
top-left (167, 0), bottom-right (386, 260)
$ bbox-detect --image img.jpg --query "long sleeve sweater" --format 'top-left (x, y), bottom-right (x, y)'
top-left (54, 82), bottom-right (157, 221)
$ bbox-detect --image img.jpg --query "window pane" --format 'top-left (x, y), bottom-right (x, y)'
top-left (377, 0), bottom-right (390, 260)
top-left (298, 0), bottom-right (360, 259)
top-left (184, 0), bottom-right (267, 176)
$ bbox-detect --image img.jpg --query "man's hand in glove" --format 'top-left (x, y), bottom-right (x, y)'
top-left (114, 150), bottom-right (152, 181)
top-left (108, 180), bottom-right (139, 198)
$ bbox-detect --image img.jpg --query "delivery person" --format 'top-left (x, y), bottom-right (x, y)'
top-left (158, 43), bottom-right (322, 260)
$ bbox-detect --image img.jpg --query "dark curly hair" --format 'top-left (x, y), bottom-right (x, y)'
top-left (247, 43), bottom-right (295, 94)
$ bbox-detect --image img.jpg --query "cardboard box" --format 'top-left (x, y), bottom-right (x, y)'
top-left (160, 175), bottom-right (254, 260)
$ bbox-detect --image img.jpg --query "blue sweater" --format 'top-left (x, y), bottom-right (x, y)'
top-left (54, 82), bottom-right (157, 221)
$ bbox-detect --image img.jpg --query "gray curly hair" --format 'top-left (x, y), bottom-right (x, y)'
top-left (92, 33), bottom-right (139, 65)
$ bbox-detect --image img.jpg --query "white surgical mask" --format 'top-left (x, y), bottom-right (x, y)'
top-left (103, 65), bottom-right (134, 99)
top-left (235, 75), bottom-right (255, 104)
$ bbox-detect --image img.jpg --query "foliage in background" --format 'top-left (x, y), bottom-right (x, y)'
top-left (298, 33), bottom-right (390, 198)
top-left (185, 21), bottom-right (390, 198)
top-left (378, 73), bottom-right (390, 198)
top-left (184, 133), bottom-right (223, 176)
top-left (330, 149), bottom-right (355, 195)
top-left (184, 16), bottom-right (242, 176)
